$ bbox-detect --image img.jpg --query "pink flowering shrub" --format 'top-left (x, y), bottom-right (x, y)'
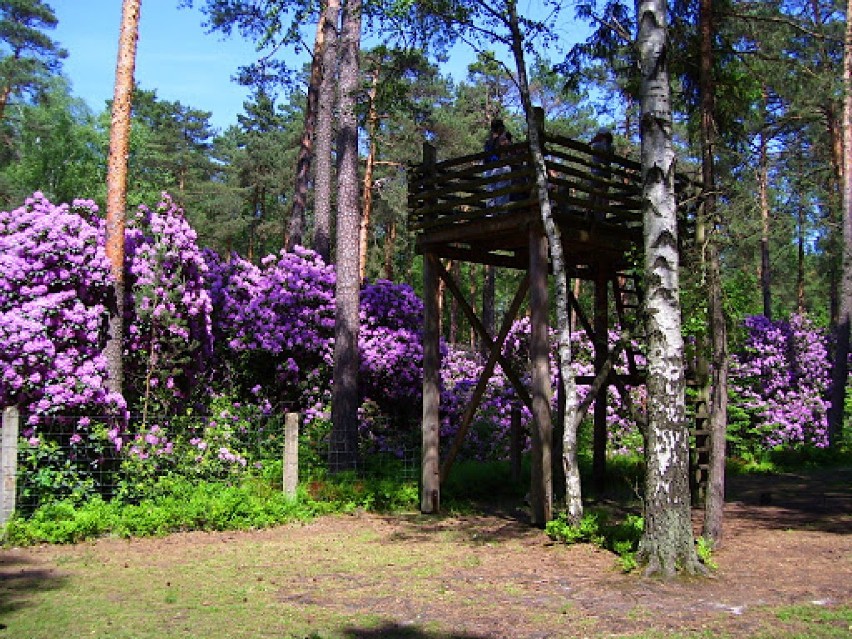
top-left (729, 314), bottom-right (830, 450)
top-left (0, 193), bottom-right (125, 423)
top-left (123, 195), bottom-right (214, 417)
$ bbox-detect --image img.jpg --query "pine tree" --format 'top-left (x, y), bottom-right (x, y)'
top-left (0, 0), bottom-right (66, 121)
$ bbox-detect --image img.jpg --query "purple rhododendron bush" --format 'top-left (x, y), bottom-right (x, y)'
top-left (0, 193), bottom-right (840, 513)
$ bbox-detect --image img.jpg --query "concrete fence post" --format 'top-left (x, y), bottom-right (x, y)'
top-left (283, 412), bottom-right (299, 497)
top-left (1, 406), bottom-right (20, 526)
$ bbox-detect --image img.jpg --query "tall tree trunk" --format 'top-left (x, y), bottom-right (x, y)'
top-left (698, 0), bottom-right (728, 548)
top-left (104, 0), bottom-right (142, 398)
top-left (828, 0), bottom-right (852, 445)
top-left (506, 0), bottom-right (577, 524)
top-left (0, 84), bottom-right (12, 123)
top-left (481, 265), bottom-right (495, 357)
top-left (383, 216), bottom-right (397, 280)
top-left (635, 0), bottom-right (704, 576)
top-left (312, 0), bottom-right (340, 263)
top-left (449, 260), bottom-right (459, 344)
top-left (329, 0), bottom-right (362, 472)
top-left (468, 266), bottom-right (477, 350)
top-left (797, 202), bottom-right (806, 314)
top-left (758, 92), bottom-right (772, 319)
top-left (360, 64), bottom-right (380, 281)
top-left (286, 9), bottom-right (327, 251)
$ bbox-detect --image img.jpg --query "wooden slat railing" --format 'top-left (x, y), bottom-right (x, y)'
top-left (408, 133), bottom-right (644, 232)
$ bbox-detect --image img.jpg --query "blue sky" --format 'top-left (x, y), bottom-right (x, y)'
top-left (52, 1), bottom-right (266, 131)
top-left (50, 1), bottom-right (584, 133)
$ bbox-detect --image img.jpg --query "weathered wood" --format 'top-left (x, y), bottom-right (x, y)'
top-left (1, 406), bottom-right (19, 525)
top-left (593, 268), bottom-right (609, 494)
top-left (283, 412), bottom-right (299, 498)
top-left (440, 273), bottom-right (531, 483)
top-left (433, 258), bottom-right (534, 410)
top-left (529, 224), bottom-right (553, 526)
top-left (421, 253), bottom-right (441, 514)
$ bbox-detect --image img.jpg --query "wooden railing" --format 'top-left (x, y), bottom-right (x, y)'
top-left (408, 133), bottom-right (646, 232)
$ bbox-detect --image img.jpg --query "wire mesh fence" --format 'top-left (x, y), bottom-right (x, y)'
top-left (1, 407), bottom-right (421, 517)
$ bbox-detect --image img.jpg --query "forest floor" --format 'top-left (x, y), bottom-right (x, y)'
top-left (1, 468), bottom-right (851, 639)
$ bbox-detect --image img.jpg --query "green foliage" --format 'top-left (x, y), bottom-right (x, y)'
top-left (545, 509), bottom-right (644, 572)
top-left (3, 477), bottom-right (316, 545)
top-left (695, 536), bottom-right (717, 570)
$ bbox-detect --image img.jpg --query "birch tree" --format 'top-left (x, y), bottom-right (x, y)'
top-left (635, 0), bottom-right (704, 575)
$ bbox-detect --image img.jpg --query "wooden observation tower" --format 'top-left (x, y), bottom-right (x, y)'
top-left (407, 118), bottom-right (702, 525)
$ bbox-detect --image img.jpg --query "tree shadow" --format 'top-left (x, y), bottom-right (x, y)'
top-left (380, 500), bottom-right (541, 546)
top-left (0, 552), bottom-right (68, 623)
top-left (341, 621), bottom-right (491, 639)
top-left (723, 467), bottom-right (852, 535)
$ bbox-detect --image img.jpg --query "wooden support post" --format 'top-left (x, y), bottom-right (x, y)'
top-left (421, 253), bottom-right (441, 514)
top-left (283, 412), bottom-right (299, 498)
top-left (593, 267), bottom-right (609, 495)
top-left (510, 406), bottom-right (522, 484)
top-left (529, 224), bottom-right (553, 526)
top-left (1, 406), bottom-right (19, 526)
top-left (553, 367), bottom-right (566, 502)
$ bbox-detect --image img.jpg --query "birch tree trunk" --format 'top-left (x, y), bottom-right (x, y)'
top-left (312, 0), bottom-right (340, 263)
top-left (329, 0), bottom-right (362, 472)
top-left (635, 0), bottom-right (704, 575)
top-left (828, 0), bottom-right (852, 445)
top-left (506, 0), bottom-right (582, 524)
top-left (104, 0), bottom-right (141, 397)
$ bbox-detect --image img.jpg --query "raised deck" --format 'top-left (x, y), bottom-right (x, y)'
top-left (408, 133), bottom-right (646, 273)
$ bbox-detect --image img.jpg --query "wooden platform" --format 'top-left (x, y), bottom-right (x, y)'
top-left (408, 129), bottom-right (702, 523)
top-left (408, 133), bottom-right (646, 273)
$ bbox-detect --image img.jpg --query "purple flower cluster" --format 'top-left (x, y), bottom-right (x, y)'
top-left (123, 195), bottom-right (214, 415)
top-left (0, 193), bottom-right (125, 426)
top-left (359, 280), bottom-right (423, 405)
top-left (205, 246), bottom-right (336, 416)
top-left (730, 314), bottom-right (830, 448)
top-left (437, 319), bottom-right (647, 461)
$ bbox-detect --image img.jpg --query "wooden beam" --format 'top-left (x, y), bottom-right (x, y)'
top-left (421, 252), bottom-right (441, 514)
top-left (433, 259), bottom-right (533, 410)
top-left (440, 273), bottom-right (531, 483)
top-left (528, 224), bottom-right (553, 526)
top-left (593, 267), bottom-right (609, 494)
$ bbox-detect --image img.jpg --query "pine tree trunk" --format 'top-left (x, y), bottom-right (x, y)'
top-left (312, 0), bottom-right (340, 263)
top-left (359, 64), bottom-right (380, 281)
top-left (286, 9), bottom-right (326, 251)
top-left (636, 0), bottom-right (705, 576)
top-left (329, 0), bottom-right (362, 472)
top-left (828, 0), bottom-right (852, 446)
top-left (506, 0), bottom-right (578, 524)
top-left (481, 265), bottom-right (495, 357)
top-left (383, 216), bottom-right (396, 280)
top-left (104, 0), bottom-right (141, 398)
top-left (698, 0), bottom-right (728, 547)
top-left (758, 94), bottom-right (772, 319)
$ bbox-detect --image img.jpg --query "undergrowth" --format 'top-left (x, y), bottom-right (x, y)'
top-left (545, 509), bottom-right (645, 572)
top-left (2, 469), bottom-right (420, 546)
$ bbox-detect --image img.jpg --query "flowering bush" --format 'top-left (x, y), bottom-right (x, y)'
top-left (0, 193), bottom-right (124, 424)
top-left (205, 246), bottom-right (336, 418)
top-left (730, 314), bottom-right (830, 450)
top-left (123, 195), bottom-right (214, 417)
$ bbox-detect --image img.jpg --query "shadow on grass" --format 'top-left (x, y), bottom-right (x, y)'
top-left (0, 551), bottom-right (68, 623)
top-left (341, 622), bottom-right (490, 639)
top-left (724, 467), bottom-right (852, 535)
